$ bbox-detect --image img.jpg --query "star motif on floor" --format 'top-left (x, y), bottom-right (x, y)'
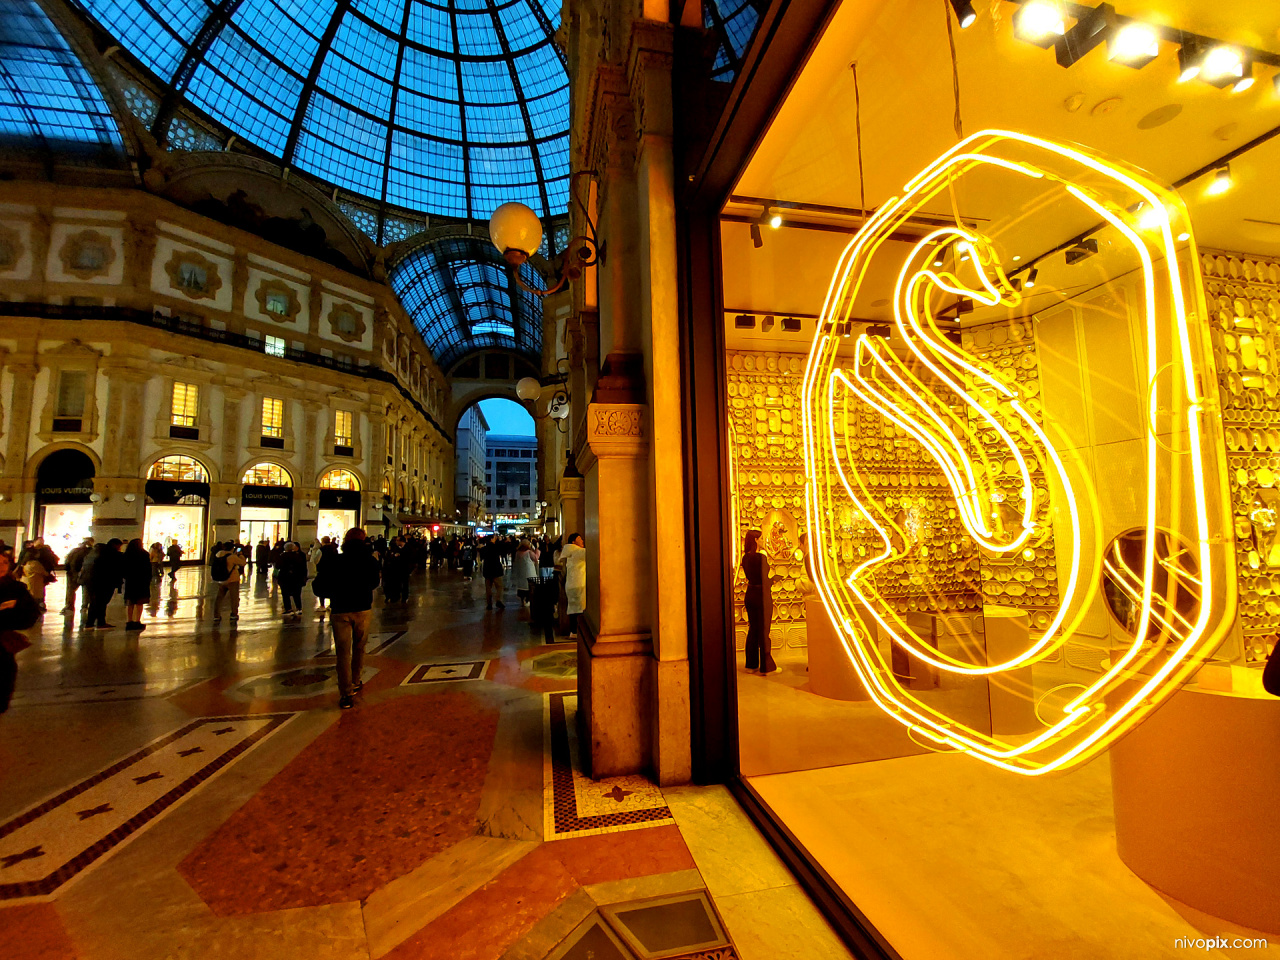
top-left (75, 804), bottom-right (114, 821)
top-left (602, 785), bottom-right (634, 803)
top-left (132, 772), bottom-right (164, 785)
top-left (178, 746), bottom-right (204, 757)
top-left (1, 846), bottom-right (45, 868)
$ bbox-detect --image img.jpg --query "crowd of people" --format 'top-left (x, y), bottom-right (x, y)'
top-left (0, 527), bottom-right (590, 714)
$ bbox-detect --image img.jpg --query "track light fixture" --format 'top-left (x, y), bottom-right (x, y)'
top-left (750, 223), bottom-right (763, 248)
top-left (1025, 267), bottom-right (1039, 288)
top-left (949, 0), bottom-right (976, 29)
top-left (1107, 21), bottom-right (1159, 68)
top-left (1012, 1), bottom-right (1066, 48)
top-left (1205, 165), bottom-right (1233, 197)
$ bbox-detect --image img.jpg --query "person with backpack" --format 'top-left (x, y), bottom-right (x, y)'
top-left (327, 529), bottom-right (382, 709)
top-left (210, 541), bottom-right (246, 622)
top-left (166, 540), bottom-right (183, 579)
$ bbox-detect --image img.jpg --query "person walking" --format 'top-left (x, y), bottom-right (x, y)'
top-left (557, 533), bottom-right (587, 638)
top-left (166, 540), bottom-right (183, 579)
top-left (277, 542), bottom-right (308, 620)
top-left (63, 537), bottom-right (93, 616)
top-left (121, 538), bottom-right (153, 631)
top-left (381, 537), bottom-right (408, 603)
top-left (20, 551), bottom-right (52, 613)
top-left (209, 541), bottom-right (246, 622)
top-left (255, 538), bottom-right (271, 577)
top-left (327, 529), bottom-right (381, 710)
top-left (83, 539), bottom-right (123, 630)
top-left (311, 537), bottom-right (339, 616)
top-left (480, 538), bottom-right (505, 610)
top-left (512, 539), bottom-right (539, 606)
top-left (148, 541), bottom-right (164, 581)
top-left (0, 548), bottom-right (40, 714)
top-left (740, 529), bottom-right (778, 674)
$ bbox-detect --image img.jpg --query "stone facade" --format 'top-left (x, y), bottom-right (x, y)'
top-left (0, 184), bottom-right (454, 554)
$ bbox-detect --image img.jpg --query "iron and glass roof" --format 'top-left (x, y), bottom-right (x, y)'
top-left (704, 0), bottom-right (762, 83)
top-left (0, 1), bottom-right (123, 155)
top-left (390, 235), bottom-right (543, 368)
top-left (71, 0), bottom-right (569, 220)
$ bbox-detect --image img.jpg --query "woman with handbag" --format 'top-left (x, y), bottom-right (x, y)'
top-left (0, 549), bottom-right (40, 714)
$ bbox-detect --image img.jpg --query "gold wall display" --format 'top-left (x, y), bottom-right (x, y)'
top-left (1202, 247), bottom-right (1280, 665)
top-left (725, 351), bottom-right (809, 649)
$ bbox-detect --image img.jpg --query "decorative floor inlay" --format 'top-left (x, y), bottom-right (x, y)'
top-left (545, 693), bottom-right (674, 839)
top-left (317, 631), bottom-right (405, 658)
top-left (401, 660), bottom-right (488, 684)
top-left (226, 665), bottom-right (377, 702)
top-left (8, 678), bottom-right (205, 707)
top-left (0, 714), bottom-right (294, 901)
top-left (524, 650), bottom-right (577, 679)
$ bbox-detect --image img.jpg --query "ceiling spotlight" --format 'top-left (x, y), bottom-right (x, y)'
top-left (1177, 231), bottom-right (1191, 242)
top-left (1137, 203), bottom-right (1165, 231)
top-left (1108, 22), bottom-right (1160, 68)
top-left (949, 0), bottom-right (976, 29)
top-left (1200, 45), bottom-right (1247, 87)
top-left (1054, 3), bottom-right (1111, 68)
top-left (1176, 44), bottom-right (1201, 83)
top-left (1025, 267), bottom-right (1039, 288)
top-left (750, 223), bottom-right (763, 248)
top-left (1206, 165), bottom-right (1233, 197)
top-left (1011, 255), bottom-right (1022, 262)
top-left (1232, 72), bottom-right (1255, 93)
top-left (1013, 1), bottom-right (1067, 48)
top-left (768, 211), bottom-right (782, 229)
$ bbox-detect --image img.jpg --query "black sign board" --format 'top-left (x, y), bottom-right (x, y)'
top-left (145, 480), bottom-right (210, 505)
top-left (35, 483), bottom-right (94, 503)
top-left (241, 484), bottom-right (294, 508)
top-left (319, 489), bottom-right (362, 510)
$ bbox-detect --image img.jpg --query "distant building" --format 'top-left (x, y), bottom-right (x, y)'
top-left (455, 406), bottom-right (489, 524)
top-left (485, 434), bottom-right (538, 525)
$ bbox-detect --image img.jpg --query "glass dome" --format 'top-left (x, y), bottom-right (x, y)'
top-left (71, 0), bottom-right (569, 220)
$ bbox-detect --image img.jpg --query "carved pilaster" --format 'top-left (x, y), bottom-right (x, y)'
top-left (220, 385), bottom-right (246, 480)
top-left (2, 360), bottom-right (38, 478)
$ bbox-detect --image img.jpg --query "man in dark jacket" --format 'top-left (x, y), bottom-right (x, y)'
top-left (325, 528), bottom-right (381, 709)
top-left (166, 540), bottom-right (183, 579)
top-left (0, 549), bottom-right (41, 713)
top-left (62, 536), bottom-right (93, 616)
top-left (83, 539), bottom-right (123, 629)
top-left (381, 537), bottom-right (408, 603)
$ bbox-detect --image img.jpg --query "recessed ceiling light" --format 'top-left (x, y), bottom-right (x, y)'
top-left (1177, 232), bottom-right (1191, 242)
top-left (1013, 1), bottom-right (1067, 48)
top-left (1205, 164), bottom-right (1233, 197)
top-left (1108, 22), bottom-right (1160, 69)
top-left (1012, 255), bottom-right (1022, 262)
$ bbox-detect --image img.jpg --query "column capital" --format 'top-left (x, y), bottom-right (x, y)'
top-left (585, 402), bottom-right (646, 461)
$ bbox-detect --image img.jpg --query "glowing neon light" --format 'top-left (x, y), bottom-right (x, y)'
top-left (801, 130), bottom-right (1235, 775)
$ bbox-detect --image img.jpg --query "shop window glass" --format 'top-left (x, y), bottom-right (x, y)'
top-left (335, 410), bottom-right (354, 447)
top-left (241, 462), bottom-right (290, 486)
top-left (171, 381), bottom-right (198, 427)
top-left (55, 370), bottom-right (87, 417)
top-left (261, 397), bottom-right (284, 438)
top-left (319, 468), bottom-right (359, 491)
top-left (149, 455), bottom-right (208, 482)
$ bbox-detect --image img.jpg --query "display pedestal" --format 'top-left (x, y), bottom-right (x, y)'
top-left (894, 613), bottom-right (940, 690)
top-left (983, 606), bottom-right (1038, 735)
top-left (1110, 681), bottom-right (1280, 935)
top-left (805, 597), bottom-right (869, 701)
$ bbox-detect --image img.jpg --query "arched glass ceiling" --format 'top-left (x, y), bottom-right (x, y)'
top-left (71, 0), bottom-right (569, 220)
top-left (704, 0), bottom-right (763, 83)
top-left (390, 236), bottom-right (543, 369)
top-left (0, 1), bottom-right (122, 155)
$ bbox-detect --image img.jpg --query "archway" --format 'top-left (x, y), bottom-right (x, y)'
top-left (240, 461), bottom-right (293, 545)
top-left (144, 455), bottom-right (213, 560)
top-left (35, 448), bottom-right (96, 559)
top-left (454, 397), bottom-right (539, 532)
top-left (317, 468), bottom-right (361, 543)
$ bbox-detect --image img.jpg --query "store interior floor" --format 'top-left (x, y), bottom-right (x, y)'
top-left (740, 652), bottom-right (1275, 959)
top-left (0, 566), bottom-right (851, 960)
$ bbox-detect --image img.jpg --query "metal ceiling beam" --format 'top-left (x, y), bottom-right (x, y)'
top-left (151, 0), bottom-right (246, 144)
top-left (283, 0), bottom-right (354, 165)
top-left (484, 0), bottom-right (550, 218)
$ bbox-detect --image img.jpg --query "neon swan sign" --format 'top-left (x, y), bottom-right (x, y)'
top-left (801, 130), bottom-right (1235, 774)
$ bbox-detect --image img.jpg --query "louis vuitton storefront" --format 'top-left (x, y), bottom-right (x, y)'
top-left (678, 0), bottom-right (1280, 956)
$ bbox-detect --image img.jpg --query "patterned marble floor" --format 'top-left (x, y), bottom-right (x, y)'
top-left (0, 567), bottom-right (853, 960)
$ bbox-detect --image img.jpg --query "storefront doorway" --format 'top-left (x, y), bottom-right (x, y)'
top-left (144, 456), bottom-right (210, 561)
top-left (317, 468), bottom-right (361, 542)
top-left (34, 448), bottom-right (96, 560)
top-left (240, 462), bottom-right (293, 545)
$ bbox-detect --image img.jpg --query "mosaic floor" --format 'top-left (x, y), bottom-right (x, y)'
top-left (0, 567), bottom-right (853, 960)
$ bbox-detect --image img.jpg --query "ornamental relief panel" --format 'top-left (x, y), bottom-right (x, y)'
top-left (254, 278), bottom-right (302, 323)
top-left (163, 249), bottom-right (224, 301)
top-left (58, 229), bottom-right (117, 281)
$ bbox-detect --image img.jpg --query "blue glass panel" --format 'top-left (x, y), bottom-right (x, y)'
top-left (231, 0), bottom-right (330, 74)
top-left (352, 0), bottom-right (404, 31)
top-left (454, 11), bottom-right (504, 57)
top-left (294, 93), bottom-right (387, 194)
top-left (0, 1), bottom-right (122, 150)
top-left (394, 89), bottom-right (460, 139)
top-left (495, 1), bottom-right (543, 51)
top-left (399, 45), bottom-right (457, 99)
top-left (406, 1), bottom-right (452, 51)
top-left (459, 58), bottom-right (514, 105)
top-left (187, 27), bottom-right (300, 153)
top-left (523, 85), bottom-right (567, 139)
top-left (77, 0), bottom-right (205, 79)
top-left (318, 53), bottom-right (394, 119)
top-left (510, 48), bottom-right (565, 99)
top-left (464, 102), bottom-right (525, 143)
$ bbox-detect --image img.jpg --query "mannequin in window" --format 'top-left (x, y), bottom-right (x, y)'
top-left (741, 529), bottom-right (778, 675)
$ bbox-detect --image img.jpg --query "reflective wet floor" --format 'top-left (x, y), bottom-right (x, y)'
top-left (1, 567), bottom-right (852, 960)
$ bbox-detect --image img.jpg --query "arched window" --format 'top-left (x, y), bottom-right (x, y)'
top-left (149, 455), bottom-right (209, 482)
top-left (319, 468), bottom-right (360, 491)
top-left (242, 462), bottom-right (292, 486)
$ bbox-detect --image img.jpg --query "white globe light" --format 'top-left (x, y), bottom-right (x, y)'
top-left (515, 376), bottom-right (542, 401)
top-left (489, 202), bottom-right (543, 260)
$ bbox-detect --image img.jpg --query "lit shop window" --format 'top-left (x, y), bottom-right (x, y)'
top-left (261, 397), bottom-right (284, 439)
top-left (171, 381), bottom-right (198, 427)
